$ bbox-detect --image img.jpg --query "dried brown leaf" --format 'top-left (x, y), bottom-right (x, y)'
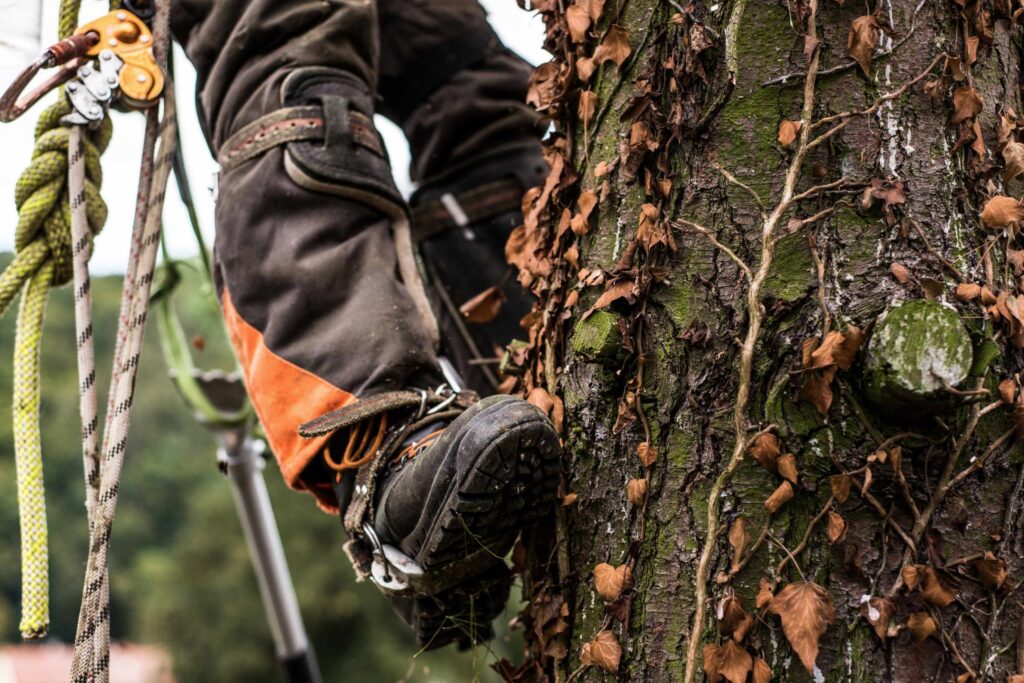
top-left (902, 564), bottom-right (923, 590)
top-left (1003, 141), bottom-right (1024, 181)
top-left (890, 262), bottom-right (911, 284)
top-left (800, 374), bottom-right (834, 415)
top-left (778, 119), bottom-right (802, 148)
top-left (952, 86), bottom-right (984, 124)
top-left (593, 25), bottom-right (631, 67)
top-left (728, 518), bottom-right (749, 572)
top-left (749, 433), bottom-right (781, 472)
top-left (756, 577), bottom-right (774, 610)
top-left (920, 566), bottom-right (957, 607)
top-left (827, 511), bottom-right (847, 544)
top-left (974, 552), bottom-right (1007, 590)
top-left (636, 441), bottom-right (658, 467)
top-left (765, 480), bottom-right (795, 514)
top-left (580, 630), bottom-right (621, 672)
top-left (777, 453), bottom-right (799, 484)
top-left (626, 478), bottom-right (647, 505)
top-left (460, 286), bottom-right (506, 324)
top-left (831, 474), bottom-right (853, 503)
top-left (999, 379), bottom-right (1017, 405)
top-left (847, 14), bottom-right (880, 76)
top-left (753, 657), bottom-right (772, 683)
top-left (859, 597), bottom-right (894, 640)
top-left (578, 90), bottom-right (598, 127)
top-left (981, 195), bottom-right (1024, 228)
top-left (566, 4), bottom-right (591, 43)
top-left (562, 492), bottom-right (578, 507)
top-left (769, 582), bottom-right (836, 673)
top-left (907, 612), bottom-right (937, 642)
top-left (703, 641), bottom-right (753, 683)
top-left (593, 563), bottom-right (633, 602)
top-left (956, 283), bottom-right (982, 301)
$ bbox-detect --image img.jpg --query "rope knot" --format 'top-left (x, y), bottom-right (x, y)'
top-left (10, 99), bottom-right (111, 288)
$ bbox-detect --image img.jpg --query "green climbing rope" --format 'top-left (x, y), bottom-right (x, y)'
top-left (2, 0), bottom-right (119, 639)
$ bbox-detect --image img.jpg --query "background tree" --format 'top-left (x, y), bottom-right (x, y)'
top-left (505, 0), bottom-right (1024, 681)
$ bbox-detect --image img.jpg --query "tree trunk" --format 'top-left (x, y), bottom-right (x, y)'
top-left (506, 1), bottom-right (1024, 682)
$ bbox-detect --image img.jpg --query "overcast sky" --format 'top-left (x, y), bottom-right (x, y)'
top-left (0, 0), bottom-right (547, 274)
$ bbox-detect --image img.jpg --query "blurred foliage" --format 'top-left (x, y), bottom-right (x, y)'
top-left (0, 254), bottom-right (514, 681)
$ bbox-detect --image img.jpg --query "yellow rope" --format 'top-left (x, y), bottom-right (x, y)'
top-left (2, 0), bottom-right (116, 639)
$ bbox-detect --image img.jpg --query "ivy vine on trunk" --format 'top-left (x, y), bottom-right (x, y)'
top-left (499, 0), bottom-right (1024, 681)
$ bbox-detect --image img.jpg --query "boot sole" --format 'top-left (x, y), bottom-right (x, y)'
top-left (415, 396), bottom-right (561, 570)
top-left (407, 396), bottom-right (560, 648)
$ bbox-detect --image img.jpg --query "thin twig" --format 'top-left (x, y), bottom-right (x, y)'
top-left (673, 219), bottom-right (754, 281)
top-left (714, 163), bottom-right (767, 216)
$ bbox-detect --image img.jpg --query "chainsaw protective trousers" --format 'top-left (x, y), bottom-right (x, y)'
top-left (170, 0), bottom-right (542, 510)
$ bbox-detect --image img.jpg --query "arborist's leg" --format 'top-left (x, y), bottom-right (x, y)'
top-left (171, 0), bottom-right (558, 649)
top-left (377, 0), bottom-right (549, 394)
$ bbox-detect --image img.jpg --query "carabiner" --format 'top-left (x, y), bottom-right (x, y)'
top-left (0, 33), bottom-right (98, 122)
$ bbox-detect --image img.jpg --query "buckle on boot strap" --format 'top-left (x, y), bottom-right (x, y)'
top-left (354, 523), bottom-right (503, 597)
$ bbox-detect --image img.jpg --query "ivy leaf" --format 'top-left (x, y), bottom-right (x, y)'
top-left (749, 432), bottom-right (781, 472)
top-left (974, 552), bottom-right (1008, 590)
top-left (593, 563), bottom-right (633, 602)
top-left (799, 374), bottom-right (833, 414)
top-left (827, 511), bottom-right (847, 543)
top-left (847, 14), bottom-right (880, 75)
top-left (1003, 140), bottom-right (1024, 181)
top-left (460, 286), bottom-right (506, 323)
top-left (952, 86), bottom-right (984, 124)
top-left (956, 283), bottom-right (982, 301)
top-left (578, 90), bottom-right (598, 127)
top-left (626, 478), bottom-right (647, 505)
top-left (778, 119), bottom-right (802, 148)
top-left (769, 582), bottom-right (836, 673)
top-left (920, 566), bottom-right (957, 607)
top-left (756, 577), bottom-right (774, 610)
top-left (580, 630), bottom-right (621, 672)
top-left (753, 657), bottom-right (773, 683)
top-left (859, 596), bottom-right (894, 640)
top-left (831, 474), bottom-right (853, 503)
top-left (902, 564), bottom-right (923, 590)
top-left (981, 195), bottom-right (1024, 228)
top-left (890, 261), bottom-right (911, 284)
top-left (906, 612), bottom-right (937, 642)
top-left (999, 379), bottom-right (1018, 405)
top-left (636, 441), bottom-right (658, 467)
top-left (777, 453), bottom-right (799, 484)
top-left (566, 4), bottom-right (591, 43)
top-left (728, 518), bottom-right (749, 573)
top-left (593, 25), bottom-right (631, 67)
top-left (764, 480), bottom-right (794, 513)
top-left (703, 640), bottom-right (753, 683)
top-left (716, 592), bottom-right (752, 641)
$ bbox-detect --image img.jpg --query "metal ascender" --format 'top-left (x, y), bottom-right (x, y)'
top-left (0, 9), bottom-right (163, 125)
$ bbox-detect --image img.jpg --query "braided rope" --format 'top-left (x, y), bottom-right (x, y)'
top-left (3, 0), bottom-right (116, 638)
top-left (67, 2), bottom-right (174, 678)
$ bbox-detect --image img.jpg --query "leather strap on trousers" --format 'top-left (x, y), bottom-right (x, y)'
top-left (217, 105), bottom-right (384, 173)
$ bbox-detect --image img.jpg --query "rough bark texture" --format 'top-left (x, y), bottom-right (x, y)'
top-left (507, 1), bottom-right (1024, 682)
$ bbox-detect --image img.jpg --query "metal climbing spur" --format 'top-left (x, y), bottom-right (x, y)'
top-left (0, 9), bottom-right (163, 123)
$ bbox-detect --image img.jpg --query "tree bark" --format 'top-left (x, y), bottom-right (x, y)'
top-left (507, 1), bottom-right (1024, 682)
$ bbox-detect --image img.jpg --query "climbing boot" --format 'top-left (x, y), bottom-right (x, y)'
top-left (411, 149), bottom-right (548, 394)
top-left (300, 390), bottom-right (560, 648)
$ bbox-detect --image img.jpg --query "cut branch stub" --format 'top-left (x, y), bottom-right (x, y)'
top-left (571, 310), bottom-right (624, 363)
top-left (861, 300), bottom-right (973, 414)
